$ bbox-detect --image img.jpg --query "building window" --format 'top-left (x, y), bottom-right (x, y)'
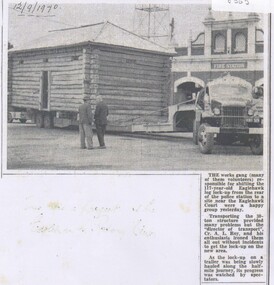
top-left (256, 29), bottom-right (264, 42)
top-left (215, 34), bottom-right (225, 53)
top-left (191, 32), bottom-right (205, 55)
top-left (234, 33), bottom-right (246, 52)
top-left (255, 29), bottom-right (264, 53)
top-left (212, 30), bottom-right (227, 54)
top-left (232, 28), bottom-right (248, 54)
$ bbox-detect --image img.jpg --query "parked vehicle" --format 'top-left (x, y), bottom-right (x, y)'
top-left (192, 74), bottom-right (263, 155)
top-left (7, 110), bottom-right (30, 123)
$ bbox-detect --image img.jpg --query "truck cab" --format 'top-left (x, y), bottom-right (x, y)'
top-left (193, 74), bottom-right (263, 155)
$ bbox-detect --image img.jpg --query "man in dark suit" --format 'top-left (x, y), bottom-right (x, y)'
top-left (94, 95), bottom-right (109, 149)
top-left (79, 95), bottom-right (93, 149)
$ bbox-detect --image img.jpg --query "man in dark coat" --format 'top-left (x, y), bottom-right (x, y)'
top-left (79, 95), bottom-right (93, 149)
top-left (94, 95), bottom-right (109, 149)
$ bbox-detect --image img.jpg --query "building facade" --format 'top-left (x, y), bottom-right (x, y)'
top-left (171, 10), bottom-right (264, 104)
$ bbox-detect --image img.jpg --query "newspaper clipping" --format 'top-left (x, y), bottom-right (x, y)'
top-left (0, 0), bottom-right (271, 284)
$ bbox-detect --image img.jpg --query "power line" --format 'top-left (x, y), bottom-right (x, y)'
top-left (49, 22), bottom-right (105, 32)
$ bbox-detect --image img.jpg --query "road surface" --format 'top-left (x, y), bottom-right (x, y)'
top-left (6, 123), bottom-right (263, 171)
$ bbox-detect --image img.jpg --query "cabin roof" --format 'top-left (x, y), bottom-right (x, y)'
top-left (9, 21), bottom-right (174, 55)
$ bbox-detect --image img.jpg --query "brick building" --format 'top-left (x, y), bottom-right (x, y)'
top-left (171, 9), bottom-right (264, 104)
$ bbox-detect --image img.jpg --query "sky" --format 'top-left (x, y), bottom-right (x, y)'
top-left (7, 3), bottom-right (262, 49)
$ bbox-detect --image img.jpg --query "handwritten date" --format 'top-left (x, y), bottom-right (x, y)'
top-left (13, 2), bottom-right (59, 15)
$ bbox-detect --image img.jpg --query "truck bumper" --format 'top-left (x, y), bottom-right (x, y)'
top-left (205, 126), bottom-right (263, 135)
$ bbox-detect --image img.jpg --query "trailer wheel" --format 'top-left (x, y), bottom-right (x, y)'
top-left (193, 120), bottom-right (199, 145)
top-left (36, 112), bottom-right (44, 128)
top-left (44, 113), bottom-right (54, 129)
top-left (249, 135), bottom-right (263, 155)
top-left (8, 113), bottom-right (13, 123)
top-left (19, 119), bottom-right (27, 124)
top-left (198, 123), bottom-right (214, 154)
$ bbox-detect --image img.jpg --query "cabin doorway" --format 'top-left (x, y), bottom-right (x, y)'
top-left (41, 71), bottom-right (50, 109)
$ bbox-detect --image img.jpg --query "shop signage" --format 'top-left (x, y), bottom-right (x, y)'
top-left (211, 61), bottom-right (247, 69)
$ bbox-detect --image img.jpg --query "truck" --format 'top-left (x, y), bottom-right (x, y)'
top-left (192, 74), bottom-right (263, 155)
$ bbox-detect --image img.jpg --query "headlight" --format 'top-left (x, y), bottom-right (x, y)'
top-left (248, 109), bottom-right (254, 116)
top-left (213, 107), bottom-right (221, 115)
top-left (254, 117), bottom-right (261, 123)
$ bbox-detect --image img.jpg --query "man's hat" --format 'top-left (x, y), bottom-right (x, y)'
top-left (83, 95), bottom-right (91, 101)
top-left (96, 95), bottom-right (103, 102)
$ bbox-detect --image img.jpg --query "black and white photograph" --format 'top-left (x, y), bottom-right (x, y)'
top-left (5, 2), bottom-right (267, 171)
top-left (0, 1), bottom-right (272, 285)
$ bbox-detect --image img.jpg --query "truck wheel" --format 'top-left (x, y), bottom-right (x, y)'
top-left (198, 123), bottom-right (214, 154)
top-left (193, 120), bottom-right (199, 145)
top-left (36, 112), bottom-right (44, 128)
top-left (249, 135), bottom-right (263, 155)
top-left (8, 113), bottom-right (13, 123)
top-left (44, 113), bottom-right (54, 129)
top-left (19, 119), bottom-right (27, 123)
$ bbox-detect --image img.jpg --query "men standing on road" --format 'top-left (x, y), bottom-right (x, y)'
top-left (79, 95), bottom-right (93, 149)
top-left (94, 95), bottom-right (109, 149)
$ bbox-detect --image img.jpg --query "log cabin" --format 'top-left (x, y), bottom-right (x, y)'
top-left (8, 21), bottom-right (174, 130)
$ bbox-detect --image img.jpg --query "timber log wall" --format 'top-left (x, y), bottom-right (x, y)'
top-left (9, 46), bottom-right (83, 112)
top-left (9, 44), bottom-right (172, 126)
